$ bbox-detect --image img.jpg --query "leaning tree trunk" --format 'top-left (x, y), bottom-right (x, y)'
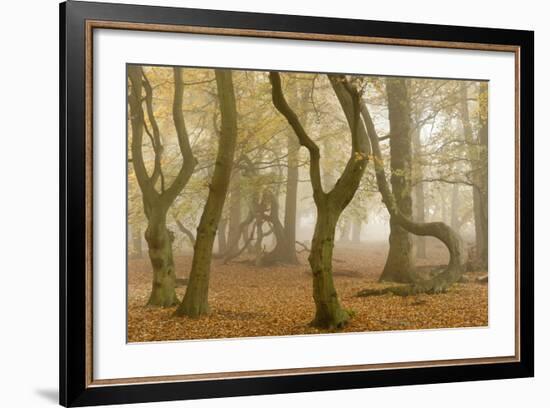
top-left (359, 97), bottom-right (465, 297)
top-left (270, 72), bottom-right (370, 329)
top-left (177, 69), bottom-right (238, 317)
top-left (379, 78), bottom-right (414, 283)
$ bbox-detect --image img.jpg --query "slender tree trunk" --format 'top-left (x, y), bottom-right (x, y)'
top-left (379, 79), bottom-right (414, 283)
top-left (282, 132), bottom-right (300, 263)
top-left (216, 218), bottom-right (228, 255)
top-left (459, 82), bottom-right (487, 265)
top-left (339, 219), bottom-right (351, 243)
top-left (132, 226), bottom-right (143, 258)
top-left (412, 128), bottom-right (426, 258)
top-left (226, 171), bottom-right (242, 255)
top-left (262, 190), bottom-right (295, 265)
top-left (351, 218), bottom-right (362, 243)
top-left (177, 69), bottom-right (239, 317)
top-left (450, 184), bottom-right (460, 231)
top-left (477, 82), bottom-right (489, 268)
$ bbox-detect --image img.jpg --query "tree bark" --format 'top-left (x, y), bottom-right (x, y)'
top-left (379, 79), bottom-right (414, 283)
top-left (177, 69), bottom-right (239, 317)
top-left (270, 72), bottom-right (370, 329)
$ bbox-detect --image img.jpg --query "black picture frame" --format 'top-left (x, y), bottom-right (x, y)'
top-left (60, 1), bottom-right (534, 406)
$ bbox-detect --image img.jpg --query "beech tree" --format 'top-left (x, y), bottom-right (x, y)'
top-left (359, 90), bottom-right (466, 296)
top-left (128, 66), bottom-right (197, 306)
top-left (378, 79), bottom-right (415, 283)
top-left (270, 72), bottom-right (370, 328)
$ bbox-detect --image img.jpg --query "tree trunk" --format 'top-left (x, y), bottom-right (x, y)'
top-left (379, 79), bottom-right (414, 283)
top-left (351, 218), bottom-right (362, 243)
top-left (226, 170), bottom-right (242, 255)
top-left (131, 225), bottom-right (143, 258)
top-left (269, 72), bottom-right (370, 329)
top-left (450, 184), bottom-right (460, 231)
top-left (145, 210), bottom-right (178, 306)
top-left (360, 98), bottom-right (465, 296)
top-left (309, 202), bottom-right (350, 328)
top-left (412, 128), bottom-right (426, 258)
top-left (338, 219), bottom-right (351, 243)
top-left (459, 82), bottom-right (487, 267)
top-left (128, 66), bottom-right (196, 307)
top-left (177, 69), bottom-right (239, 317)
top-left (216, 218), bottom-right (228, 255)
top-left (282, 132), bottom-right (300, 263)
top-left (261, 190), bottom-right (296, 265)
top-left (477, 82), bottom-right (489, 268)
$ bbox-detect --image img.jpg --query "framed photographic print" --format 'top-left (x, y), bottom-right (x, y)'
top-left (60, 0), bottom-right (534, 406)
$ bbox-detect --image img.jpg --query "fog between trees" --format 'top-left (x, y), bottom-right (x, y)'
top-left (127, 65), bottom-right (488, 333)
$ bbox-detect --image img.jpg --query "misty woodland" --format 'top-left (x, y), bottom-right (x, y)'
top-left (127, 65), bottom-right (488, 342)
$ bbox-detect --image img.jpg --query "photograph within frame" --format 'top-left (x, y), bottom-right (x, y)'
top-left (126, 64), bottom-right (489, 343)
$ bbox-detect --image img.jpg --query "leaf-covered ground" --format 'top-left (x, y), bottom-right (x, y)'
top-left (127, 239), bottom-right (488, 342)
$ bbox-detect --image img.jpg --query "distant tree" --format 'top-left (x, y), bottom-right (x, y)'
top-left (379, 79), bottom-right (415, 283)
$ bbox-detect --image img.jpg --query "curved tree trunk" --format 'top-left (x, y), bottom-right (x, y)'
top-left (360, 97), bottom-right (465, 296)
top-left (270, 72), bottom-right (370, 329)
top-left (379, 79), bottom-right (414, 283)
top-left (176, 69), bottom-right (238, 317)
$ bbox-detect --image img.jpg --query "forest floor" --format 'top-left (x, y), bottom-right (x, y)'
top-left (127, 239), bottom-right (488, 342)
